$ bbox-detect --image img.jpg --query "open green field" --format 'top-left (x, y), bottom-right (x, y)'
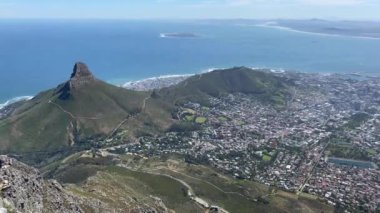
top-left (327, 143), bottom-right (374, 161)
top-left (185, 115), bottom-right (195, 121)
top-left (195, 117), bottom-right (207, 124)
top-left (367, 149), bottom-right (377, 155)
top-left (263, 154), bottom-right (272, 162)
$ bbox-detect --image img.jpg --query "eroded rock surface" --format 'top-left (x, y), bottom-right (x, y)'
top-left (0, 155), bottom-right (83, 213)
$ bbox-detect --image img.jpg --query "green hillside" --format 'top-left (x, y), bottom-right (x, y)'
top-left (160, 67), bottom-right (291, 106)
top-left (0, 65), bottom-right (292, 164)
top-left (0, 63), bottom-right (170, 163)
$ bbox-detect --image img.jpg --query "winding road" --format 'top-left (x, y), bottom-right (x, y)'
top-left (118, 164), bottom-right (229, 213)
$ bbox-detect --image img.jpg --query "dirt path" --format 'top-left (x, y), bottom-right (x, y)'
top-left (142, 96), bottom-right (150, 112)
top-left (50, 92), bottom-right (151, 138)
top-left (48, 100), bottom-right (102, 120)
top-left (107, 115), bottom-right (133, 138)
top-left (107, 95), bottom-right (151, 138)
top-left (118, 164), bottom-right (229, 212)
top-left (169, 169), bottom-right (248, 198)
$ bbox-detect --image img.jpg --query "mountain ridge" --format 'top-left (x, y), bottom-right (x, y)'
top-left (0, 63), bottom-right (154, 163)
top-left (160, 67), bottom-right (291, 106)
top-left (0, 63), bottom-right (292, 164)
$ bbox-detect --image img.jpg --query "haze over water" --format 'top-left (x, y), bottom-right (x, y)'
top-left (1, 19), bottom-right (380, 103)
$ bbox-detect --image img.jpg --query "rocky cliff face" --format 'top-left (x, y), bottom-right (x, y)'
top-left (0, 155), bottom-right (169, 213)
top-left (69, 62), bottom-right (96, 89)
top-left (0, 155), bottom-right (84, 213)
top-left (57, 62), bottom-right (96, 100)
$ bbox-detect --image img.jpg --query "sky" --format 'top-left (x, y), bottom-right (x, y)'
top-left (0, 0), bottom-right (379, 20)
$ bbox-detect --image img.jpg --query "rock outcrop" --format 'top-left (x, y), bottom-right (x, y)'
top-left (57, 62), bottom-right (96, 100)
top-left (0, 155), bottom-right (83, 213)
top-left (0, 155), bottom-right (168, 213)
top-left (69, 62), bottom-right (96, 89)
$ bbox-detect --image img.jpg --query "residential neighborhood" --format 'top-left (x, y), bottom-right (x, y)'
top-left (106, 72), bottom-right (380, 212)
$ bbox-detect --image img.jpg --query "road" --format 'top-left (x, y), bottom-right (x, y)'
top-left (297, 119), bottom-right (331, 195)
top-left (169, 169), bottom-right (248, 198)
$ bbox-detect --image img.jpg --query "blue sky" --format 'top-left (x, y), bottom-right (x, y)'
top-left (0, 0), bottom-right (379, 20)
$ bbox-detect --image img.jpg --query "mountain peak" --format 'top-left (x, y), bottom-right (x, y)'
top-left (71, 62), bottom-right (94, 79)
top-left (56, 62), bottom-right (96, 100)
top-left (69, 62), bottom-right (96, 89)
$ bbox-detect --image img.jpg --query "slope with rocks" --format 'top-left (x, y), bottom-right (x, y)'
top-left (0, 154), bottom-right (175, 213)
top-left (0, 155), bottom-right (87, 212)
top-left (0, 62), bottom-right (172, 164)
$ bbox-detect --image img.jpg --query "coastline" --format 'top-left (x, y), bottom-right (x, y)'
top-left (0, 69), bottom-right (214, 109)
top-left (253, 24), bottom-right (380, 40)
top-left (122, 74), bottom-right (194, 87)
top-left (121, 67), bottom-right (227, 91)
top-left (0, 67), bottom-right (250, 108)
top-left (0, 96), bottom-right (33, 110)
top-left (0, 66), bottom-right (376, 110)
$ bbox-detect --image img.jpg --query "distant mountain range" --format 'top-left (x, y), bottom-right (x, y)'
top-left (256, 19), bottom-right (380, 39)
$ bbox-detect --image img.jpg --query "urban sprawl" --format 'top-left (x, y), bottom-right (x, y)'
top-left (102, 72), bottom-right (379, 211)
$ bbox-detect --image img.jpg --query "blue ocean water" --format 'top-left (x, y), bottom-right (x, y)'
top-left (0, 19), bottom-right (380, 103)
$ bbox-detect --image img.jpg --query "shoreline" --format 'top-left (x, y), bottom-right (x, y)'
top-left (253, 24), bottom-right (380, 40)
top-left (122, 74), bottom-right (194, 87)
top-left (0, 67), bottom-right (226, 107)
top-left (0, 67), bottom-right (377, 110)
top-left (121, 67), bottom-right (227, 88)
top-left (0, 96), bottom-right (33, 110)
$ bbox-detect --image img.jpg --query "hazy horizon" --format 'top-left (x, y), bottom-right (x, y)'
top-left (0, 17), bottom-right (380, 22)
top-left (0, 0), bottom-right (379, 20)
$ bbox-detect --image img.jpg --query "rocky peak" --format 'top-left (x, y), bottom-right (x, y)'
top-left (71, 62), bottom-right (94, 80)
top-left (57, 62), bottom-right (96, 100)
top-left (69, 62), bottom-right (96, 89)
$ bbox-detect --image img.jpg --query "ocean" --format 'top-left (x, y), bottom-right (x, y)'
top-left (1, 19), bottom-right (380, 104)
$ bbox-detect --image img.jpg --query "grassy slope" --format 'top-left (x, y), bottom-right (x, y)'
top-left (160, 67), bottom-right (291, 106)
top-left (58, 81), bottom-right (148, 136)
top-left (48, 153), bottom-right (333, 213)
top-left (139, 158), bottom-right (333, 213)
top-left (0, 68), bottom-right (292, 163)
top-left (0, 89), bottom-right (70, 153)
top-left (0, 80), bottom-right (158, 159)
